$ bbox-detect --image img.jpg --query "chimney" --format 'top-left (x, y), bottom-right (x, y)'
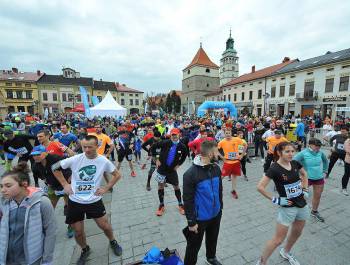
top-left (282, 57), bottom-right (290, 63)
top-left (37, 70), bottom-right (41, 76)
top-left (12, 67), bottom-right (18, 74)
top-left (251, 65), bottom-right (255, 73)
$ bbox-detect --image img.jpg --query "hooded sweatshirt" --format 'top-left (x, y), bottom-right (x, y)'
top-left (0, 187), bottom-right (56, 265)
top-left (293, 148), bottom-right (329, 180)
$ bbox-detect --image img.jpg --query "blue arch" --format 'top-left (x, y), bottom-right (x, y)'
top-left (197, 101), bottom-right (237, 117)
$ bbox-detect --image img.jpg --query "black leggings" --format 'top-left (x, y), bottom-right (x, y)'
top-left (241, 156), bottom-right (247, 176)
top-left (263, 153), bottom-right (274, 173)
top-left (343, 162), bottom-right (350, 189)
top-left (254, 141), bottom-right (264, 158)
top-left (328, 152), bottom-right (345, 175)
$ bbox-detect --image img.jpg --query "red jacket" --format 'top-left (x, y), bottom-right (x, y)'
top-left (188, 137), bottom-right (215, 155)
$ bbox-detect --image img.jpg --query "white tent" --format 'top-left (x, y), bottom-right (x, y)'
top-left (89, 91), bottom-right (127, 117)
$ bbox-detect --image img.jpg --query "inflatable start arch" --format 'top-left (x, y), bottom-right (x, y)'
top-left (197, 101), bottom-right (237, 117)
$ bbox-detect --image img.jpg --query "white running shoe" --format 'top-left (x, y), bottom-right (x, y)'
top-left (280, 248), bottom-right (300, 265)
top-left (341, 189), bottom-right (349, 196)
top-left (261, 159), bottom-right (265, 163)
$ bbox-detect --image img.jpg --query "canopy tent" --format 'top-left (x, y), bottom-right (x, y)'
top-left (197, 101), bottom-right (237, 117)
top-left (89, 91), bottom-right (127, 117)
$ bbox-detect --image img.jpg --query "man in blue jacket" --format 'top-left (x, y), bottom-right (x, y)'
top-left (183, 140), bottom-right (223, 265)
top-left (294, 119), bottom-right (305, 151)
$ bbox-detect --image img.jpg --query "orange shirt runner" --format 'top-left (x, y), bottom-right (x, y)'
top-left (218, 137), bottom-right (245, 164)
top-left (266, 136), bottom-right (288, 154)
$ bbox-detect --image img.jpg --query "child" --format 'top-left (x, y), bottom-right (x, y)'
top-left (134, 136), bottom-right (142, 164)
top-left (0, 162), bottom-right (56, 265)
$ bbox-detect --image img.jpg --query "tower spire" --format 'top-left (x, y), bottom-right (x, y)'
top-left (229, 28), bottom-right (231, 38)
top-left (200, 36), bottom-right (203, 48)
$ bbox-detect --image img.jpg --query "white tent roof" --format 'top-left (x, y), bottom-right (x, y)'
top-left (89, 91), bottom-right (127, 117)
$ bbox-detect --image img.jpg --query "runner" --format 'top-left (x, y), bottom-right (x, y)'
top-left (89, 124), bottom-right (115, 159)
top-left (52, 135), bottom-right (123, 265)
top-left (341, 137), bottom-right (350, 196)
top-left (237, 130), bottom-right (249, 181)
top-left (53, 124), bottom-right (80, 150)
top-left (253, 122), bottom-right (266, 162)
top-left (0, 162), bottom-right (56, 265)
top-left (263, 130), bottom-right (288, 173)
top-left (256, 142), bottom-right (309, 265)
top-left (115, 125), bottom-right (136, 177)
top-left (142, 130), bottom-right (162, 191)
top-left (188, 129), bottom-right (215, 157)
top-left (294, 138), bottom-right (329, 222)
top-left (218, 129), bottom-right (245, 199)
top-left (151, 128), bottom-right (188, 216)
top-left (183, 140), bottom-right (223, 265)
top-left (37, 129), bottom-right (75, 157)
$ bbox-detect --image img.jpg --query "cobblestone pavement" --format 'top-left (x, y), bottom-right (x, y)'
top-left (2, 151), bottom-right (350, 265)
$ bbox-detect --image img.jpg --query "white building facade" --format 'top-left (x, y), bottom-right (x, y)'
top-left (266, 48), bottom-right (350, 119)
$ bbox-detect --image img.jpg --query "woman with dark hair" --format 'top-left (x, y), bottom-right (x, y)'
top-left (256, 142), bottom-right (309, 265)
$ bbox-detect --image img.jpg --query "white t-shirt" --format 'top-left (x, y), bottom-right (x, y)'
top-left (60, 153), bottom-right (116, 204)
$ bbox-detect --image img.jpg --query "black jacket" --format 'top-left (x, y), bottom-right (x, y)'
top-left (151, 139), bottom-right (187, 174)
top-left (3, 134), bottom-right (36, 159)
top-left (183, 156), bottom-right (223, 226)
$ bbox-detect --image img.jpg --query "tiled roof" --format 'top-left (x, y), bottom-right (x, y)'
top-left (115, 83), bottom-right (143, 93)
top-left (38, 74), bottom-right (93, 87)
top-left (0, 69), bottom-right (43, 82)
top-left (221, 58), bottom-right (296, 88)
top-left (184, 47), bottom-right (219, 70)
top-left (93, 80), bottom-right (115, 90)
top-left (273, 48), bottom-right (350, 75)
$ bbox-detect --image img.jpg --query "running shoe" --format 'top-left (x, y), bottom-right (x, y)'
top-left (279, 248), bottom-right (300, 265)
top-left (325, 173), bottom-right (330, 179)
top-left (311, 211), bottom-right (325, 222)
top-left (67, 225), bottom-right (74, 238)
top-left (227, 176), bottom-right (231, 181)
top-left (146, 184), bottom-right (151, 191)
top-left (341, 189), bottom-right (349, 196)
top-left (206, 257), bottom-right (222, 265)
top-left (110, 240), bottom-right (123, 256)
top-left (156, 205), bottom-right (165, 216)
top-left (77, 245), bottom-right (91, 265)
top-left (141, 164), bottom-right (147, 170)
top-left (178, 204), bottom-right (185, 215)
top-left (244, 175), bottom-right (248, 181)
top-left (131, 171), bottom-right (136, 177)
top-left (231, 190), bottom-right (238, 199)
top-left (261, 159), bottom-right (265, 163)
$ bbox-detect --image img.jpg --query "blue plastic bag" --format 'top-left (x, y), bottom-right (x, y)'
top-left (142, 246), bottom-right (164, 264)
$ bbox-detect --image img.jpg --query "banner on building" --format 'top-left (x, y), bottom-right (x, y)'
top-left (79, 86), bottom-right (91, 117)
top-left (91, 96), bottom-right (100, 106)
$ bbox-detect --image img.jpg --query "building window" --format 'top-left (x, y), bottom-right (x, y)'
top-left (339, 76), bottom-right (349, 91)
top-left (62, 93), bottom-right (67, 102)
top-left (279, 86), bottom-right (285, 97)
top-left (249, 91), bottom-right (253, 100)
top-left (43, 92), bottom-right (48, 101)
top-left (53, 93), bottom-right (58, 101)
top-left (206, 83), bottom-right (209, 87)
top-left (26, 91), bottom-right (32, 99)
top-left (187, 70), bottom-right (190, 74)
top-left (241, 92), bottom-right (245, 101)
top-left (130, 99), bottom-right (133, 105)
top-left (223, 95), bottom-right (226, 101)
top-left (16, 90), bottom-right (23, 99)
top-left (15, 82), bottom-right (22, 87)
top-left (68, 93), bottom-right (74, 101)
top-left (307, 72), bottom-right (313, 75)
top-left (129, 94), bottom-right (133, 97)
top-left (121, 98), bottom-right (125, 105)
top-left (25, 83), bottom-right (31, 88)
top-left (232, 66), bottom-right (235, 71)
top-left (234, 93), bottom-right (237, 101)
top-left (206, 68), bottom-right (210, 73)
top-left (8, 106), bottom-right (15, 112)
top-left (121, 93), bottom-right (124, 96)
top-left (135, 94), bottom-right (139, 97)
top-left (327, 68), bottom-right (334, 71)
top-left (325, 78), bottom-right (334, 93)
top-left (76, 94), bottom-right (81, 102)
top-left (6, 90), bottom-right (13, 99)
top-left (135, 99), bottom-right (139, 105)
top-left (5, 82), bottom-right (12, 86)
top-left (304, 81), bottom-right (314, 97)
top-left (228, 94), bottom-right (231, 101)
top-left (97, 96), bottom-right (102, 101)
top-left (258, 90), bottom-right (262, 99)
top-left (271, 87), bottom-right (276, 98)
top-left (289, 84), bottom-right (295, 96)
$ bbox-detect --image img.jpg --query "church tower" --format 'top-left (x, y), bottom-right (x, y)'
top-left (219, 30), bottom-right (239, 85)
top-left (181, 43), bottom-right (220, 114)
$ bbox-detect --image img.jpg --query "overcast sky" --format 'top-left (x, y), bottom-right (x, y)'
top-left (1, 0), bottom-right (349, 94)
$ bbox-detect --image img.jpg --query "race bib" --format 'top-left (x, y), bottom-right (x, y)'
top-left (337, 143), bottom-right (344, 150)
top-left (284, 181), bottom-right (302, 199)
top-left (75, 181), bottom-right (95, 195)
top-left (238, 145), bottom-right (244, 153)
top-left (154, 172), bottom-right (166, 183)
top-left (127, 154), bottom-right (133, 160)
top-left (228, 152), bottom-right (237, 160)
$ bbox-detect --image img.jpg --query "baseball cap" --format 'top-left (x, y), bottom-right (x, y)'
top-left (170, 128), bottom-right (180, 135)
top-left (309, 138), bottom-right (322, 147)
top-left (30, 145), bottom-right (47, 156)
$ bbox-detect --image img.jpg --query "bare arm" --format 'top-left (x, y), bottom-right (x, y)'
top-left (105, 143), bottom-right (115, 157)
top-left (257, 175), bottom-right (274, 200)
top-left (299, 167), bottom-right (308, 190)
top-left (65, 147), bottom-right (75, 157)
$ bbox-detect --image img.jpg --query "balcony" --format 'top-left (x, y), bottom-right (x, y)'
top-left (296, 91), bottom-right (318, 101)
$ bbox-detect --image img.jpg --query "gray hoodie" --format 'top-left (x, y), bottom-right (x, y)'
top-left (0, 187), bottom-right (56, 265)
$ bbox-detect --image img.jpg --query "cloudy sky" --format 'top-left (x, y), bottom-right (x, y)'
top-left (1, 0), bottom-right (349, 94)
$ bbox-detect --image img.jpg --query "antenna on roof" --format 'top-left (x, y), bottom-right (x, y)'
top-left (229, 28), bottom-right (232, 37)
top-left (200, 36), bottom-right (203, 48)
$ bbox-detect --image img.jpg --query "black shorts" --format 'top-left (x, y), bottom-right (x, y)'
top-left (117, 149), bottom-right (133, 162)
top-left (65, 199), bottom-right (106, 224)
top-left (158, 170), bottom-right (179, 186)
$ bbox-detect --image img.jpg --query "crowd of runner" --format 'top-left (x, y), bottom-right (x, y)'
top-left (0, 111), bottom-right (349, 265)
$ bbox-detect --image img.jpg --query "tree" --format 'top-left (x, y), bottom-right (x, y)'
top-left (165, 94), bottom-right (173, 113)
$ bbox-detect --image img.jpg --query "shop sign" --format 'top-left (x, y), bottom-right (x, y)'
top-left (323, 97), bottom-right (346, 102)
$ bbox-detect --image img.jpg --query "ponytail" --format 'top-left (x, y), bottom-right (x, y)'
top-left (2, 162), bottom-right (31, 186)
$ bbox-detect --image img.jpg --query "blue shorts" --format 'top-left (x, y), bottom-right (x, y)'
top-left (277, 206), bottom-right (309, 227)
